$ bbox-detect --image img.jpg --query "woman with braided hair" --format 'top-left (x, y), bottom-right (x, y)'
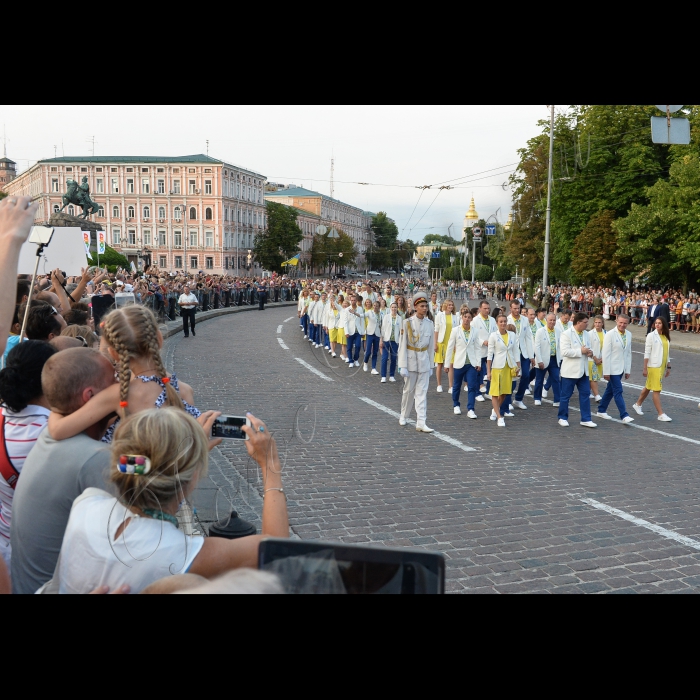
top-left (47, 305), bottom-right (201, 444)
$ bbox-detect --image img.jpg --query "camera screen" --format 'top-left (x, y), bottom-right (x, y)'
top-left (212, 415), bottom-right (247, 440)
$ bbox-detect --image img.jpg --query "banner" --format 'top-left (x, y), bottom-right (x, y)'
top-left (98, 231), bottom-right (106, 255)
top-left (82, 231), bottom-right (91, 255)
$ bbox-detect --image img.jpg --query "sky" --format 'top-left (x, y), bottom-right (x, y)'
top-left (2, 104), bottom-right (548, 242)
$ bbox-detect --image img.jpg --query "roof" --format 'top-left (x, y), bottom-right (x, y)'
top-left (265, 187), bottom-right (370, 213)
top-left (0, 157), bottom-right (15, 165)
top-left (290, 206), bottom-right (320, 219)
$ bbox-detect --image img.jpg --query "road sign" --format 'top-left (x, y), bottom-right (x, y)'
top-left (338, 252), bottom-right (343, 258)
top-left (485, 224), bottom-right (497, 236)
top-left (651, 116), bottom-right (690, 144)
top-left (472, 227), bottom-right (482, 236)
top-left (431, 251), bottom-right (441, 259)
top-left (316, 225), bottom-right (327, 235)
top-left (655, 105), bottom-right (683, 113)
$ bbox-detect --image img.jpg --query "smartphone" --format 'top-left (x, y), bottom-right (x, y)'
top-left (29, 226), bottom-right (54, 246)
top-left (211, 414), bottom-right (250, 440)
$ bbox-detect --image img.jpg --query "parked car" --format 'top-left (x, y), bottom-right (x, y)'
top-left (368, 271), bottom-right (381, 276)
top-left (386, 269), bottom-right (396, 274)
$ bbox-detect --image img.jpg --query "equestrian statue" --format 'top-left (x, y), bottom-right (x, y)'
top-left (60, 177), bottom-right (100, 219)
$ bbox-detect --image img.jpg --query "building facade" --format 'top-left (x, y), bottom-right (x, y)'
top-left (3, 154), bottom-right (267, 275)
top-left (264, 186), bottom-right (374, 264)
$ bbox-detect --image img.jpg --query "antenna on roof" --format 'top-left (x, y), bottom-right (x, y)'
top-left (330, 153), bottom-right (334, 200)
top-left (54, 145), bottom-right (57, 158)
top-left (206, 139), bottom-right (209, 157)
top-left (86, 135), bottom-right (96, 157)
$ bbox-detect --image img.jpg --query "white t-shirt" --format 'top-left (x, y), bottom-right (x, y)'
top-left (56, 488), bottom-right (204, 594)
top-left (0, 405), bottom-right (49, 563)
top-left (178, 293), bottom-right (198, 308)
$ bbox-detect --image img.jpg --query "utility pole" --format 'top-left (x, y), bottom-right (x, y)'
top-left (86, 135), bottom-right (96, 157)
top-left (206, 140), bottom-right (209, 156)
top-left (543, 104), bottom-right (554, 290)
top-left (330, 155), bottom-right (335, 200)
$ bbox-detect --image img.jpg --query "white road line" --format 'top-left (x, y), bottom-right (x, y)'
top-left (541, 398), bottom-right (700, 446)
top-left (277, 325), bottom-right (283, 334)
top-left (277, 338), bottom-right (289, 350)
top-left (599, 379), bottom-right (700, 404)
top-left (358, 397), bottom-right (476, 452)
top-left (579, 497), bottom-right (700, 552)
top-left (294, 357), bottom-right (333, 382)
top-left (284, 317), bottom-right (295, 323)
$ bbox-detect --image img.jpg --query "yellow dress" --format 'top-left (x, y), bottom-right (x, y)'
top-left (336, 311), bottom-right (347, 346)
top-left (434, 314), bottom-right (453, 364)
top-left (329, 309), bottom-right (339, 343)
top-left (589, 330), bottom-right (604, 381)
top-left (489, 334), bottom-right (513, 397)
top-left (645, 335), bottom-right (669, 392)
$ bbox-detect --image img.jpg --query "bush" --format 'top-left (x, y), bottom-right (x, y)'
top-left (474, 264), bottom-right (492, 282)
top-left (87, 244), bottom-right (129, 270)
top-left (493, 265), bottom-right (512, 282)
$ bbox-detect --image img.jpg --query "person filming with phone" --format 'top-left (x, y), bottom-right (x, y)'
top-left (178, 286), bottom-right (198, 338)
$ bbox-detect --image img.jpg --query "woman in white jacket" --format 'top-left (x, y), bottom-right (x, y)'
top-left (325, 294), bottom-right (342, 358)
top-left (588, 315), bottom-right (606, 402)
top-left (632, 317), bottom-right (672, 421)
top-left (433, 299), bottom-right (458, 393)
top-left (486, 314), bottom-right (520, 427)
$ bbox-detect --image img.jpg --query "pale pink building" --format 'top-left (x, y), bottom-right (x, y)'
top-left (3, 154), bottom-right (267, 274)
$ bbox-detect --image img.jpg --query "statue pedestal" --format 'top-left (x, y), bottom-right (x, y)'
top-left (49, 212), bottom-right (103, 231)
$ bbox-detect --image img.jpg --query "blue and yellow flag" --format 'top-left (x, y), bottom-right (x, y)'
top-left (282, 254), bottom-right (300, 267)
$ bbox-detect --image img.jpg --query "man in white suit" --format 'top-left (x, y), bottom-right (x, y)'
top-left (471, 300), bottom-right (497, 398)
top-left (445, 307), bottom-right (482, 418)
top-left (597, 313), bottom-right (634, 423)
top-left (398, 292), bottom-right (435, 432)
top-left (558, 312), bottom-right (597, 428)
top-left (509, 301), bottom-right (535, 411)
top-left (533, 313), bottom-right (561, 406)
top-left (342, 294), bottom-right (365, 367)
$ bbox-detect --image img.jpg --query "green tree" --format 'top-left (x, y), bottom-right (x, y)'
top-left (371, 212), bottom-right (399, 249)
top-left (310, 228), bottom-right (357, 275)
top-left (428, 247), bottom-right (458, 272)
top-left (87, 244), bottom-right (128, 269)
top-left (493, 264), bottom-right (512, 282)
top-left (252, 201), bottom-right (303, 273)
top-left (423, 233), bottom-right (460, 246)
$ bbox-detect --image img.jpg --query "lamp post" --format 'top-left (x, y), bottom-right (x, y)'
top-left (543, 104), bottom-right (554, 290)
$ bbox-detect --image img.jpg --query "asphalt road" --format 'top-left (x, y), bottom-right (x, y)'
top-left (170, 304), bottom-right (700, 594)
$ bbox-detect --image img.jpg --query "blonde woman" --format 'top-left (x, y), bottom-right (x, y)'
top-left (336, 298), bottom-right (349, 360)
top-left (325, 293), bottom-right (342, 358)
top-left (396, 295), bottom-right (408, 319)
top-left (434, 299), bottom-right (458, 393)
top-left (486, 314), bottom-right (520, 428)
top-left (632, 317), bottom-right (672, 421)
top-left (588, 315), bottom-right (606, 402)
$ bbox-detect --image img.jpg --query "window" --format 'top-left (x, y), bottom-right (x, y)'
top-left (81, 167), bottom-right (87, 172)
top-left (66, 167), bottom-right (73, 172)
top-left (111, 178), bottom-right (119, 193)
top-left (205, 168), bottom-right (212, 173)
top-left (159, 256), bottom-right (166, 267)
top-left (189, 231), bottom-right (198, 246)
top-left (174, 207), bottom-right (181, 221)
top-left (98, 206), bottom-right (104, 218)
top-left (127, 179), bottom-right (134, 194)
top-left (144, 230), bottom-right (151, 245)
top-left (174, 256), bottom-right (182, 269)
top-left (157, 179), bottom-right (165, 194)
top-left (126, 168), bottom-right (134, 172)
top-left (96, 178), bottom-right (104, 193)
top-left (141, 167), bottom-right (149, 172)
top-left (205, 207), bottom-right (212, 220)
top-left (189, 180), bottom-right (196, 194)
top-left (113, 228), bottom-right (121, 244)
top-left (205, 231), bottom-right (213, 247)
top-left (112, 205), bottom-right (120, 218)
top-left (127, 205), bottom-right (135, 219)
top-left (143, 205), bottom-right (150, 219)
top-left (128, 230), bottom-right (136, 245)
top-left (53, 204), bottom-right (60, 213)
top-left (158, 206), bottom-right (166, 220)
top-left (205, 180), bottom-right (212, 195)
top-left (172, 168), bottom-right (180, 174)
top-left (174, 230), bottom-right (182, 246)
top-left (223, 181), bottom-right (228, 197)
top-left (111, 167), bottom-right (118, 172)
top-left (96, 167), bottom-right (103, 172)
top-left (224, 207), bottom-right (228, 221)
top-left (158, 230), bottom-right (166, 246)
top-left (157, 168), bottom-right (164, 173)
top-left (172, 180), bottom-right (181, 194)
top-left (51, 178), bottom-right (59, 192)
top-left (189, 207), bottom-right (196, 220)
top-left (142, 178), bottom-right (150, 194)
top-left (190, 256), bottom-right (198, 269)
top-left (50, 167), bottom-right (57, 172)
top-left (188, 168), bottom-right (196, 173)
top-left (205, 257), bottom-right (213, 269)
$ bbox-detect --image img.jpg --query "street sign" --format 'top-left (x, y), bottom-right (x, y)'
top-left (651, 116), bottom-right (690, 144)
top-left (338, 252), bottom-right (344, 258)
top-left (485, 224), bottom-right (497, 236)
top-left (655, 105), bottom-right (683, 113)
top-left (431, 251), bottom-right (441, 259)
top-left (316, 225), bottom-right (327, 235)
top-left (472, 227), bottom-right (482, 236)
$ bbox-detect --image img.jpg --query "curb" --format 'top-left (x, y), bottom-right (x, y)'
top-left (160, 301), bottom-right (298, 339)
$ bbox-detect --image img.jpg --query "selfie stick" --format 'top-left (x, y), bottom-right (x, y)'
top-left (19, 240), bottom-right (50, 341)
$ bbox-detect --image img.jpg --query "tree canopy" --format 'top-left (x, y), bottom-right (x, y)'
top-left (310, 228), bottom-right (357, 275)
top-left (252, 201), bottom-right (303, 273)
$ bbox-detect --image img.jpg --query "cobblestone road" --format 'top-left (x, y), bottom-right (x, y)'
top-left (169, 305), bottom-right (700, 594)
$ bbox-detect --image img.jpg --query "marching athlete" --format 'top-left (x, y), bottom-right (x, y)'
top-left (486, 314), bottom-right (520, 428)
top-left (632, 317), bottom-right (672, 422)
top-left (445, 307), bottom-right (482, 419)
top-left (597, 313), bottom-right (633, 423)
top-left (380, 302), bottom-right (401, 383)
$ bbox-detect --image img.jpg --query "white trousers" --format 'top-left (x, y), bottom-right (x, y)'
top-left (401, 370), bottom-right (430, 425)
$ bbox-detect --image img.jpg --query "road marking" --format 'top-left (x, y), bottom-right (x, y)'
top-left (599, 379), bottom-right (699, 404)
top-left (277, 325), bottom-right (283, 334)
top-left (284, 317), bottom-right (295, 323)
top-left (541, 398), bottom-right (700, 446)
top-left (358, 397), bottom-right (476, 452)
top-left (277, 338), bottom-right (289, 350)
top-left (579, 497), bottom-right (700, 552)
top-left (295, 357), bottom-right (333, 382)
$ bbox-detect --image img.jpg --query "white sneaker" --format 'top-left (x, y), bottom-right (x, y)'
top-left (497, 418), bottom-right (506, 427)
top-left (490, 410), bottom-right (497, 421)
top-left (332, 352), bottom-right (337, 358)
top-left (303, 335), bottom-right (308, 339)
top-left (534, 400), bottom-right (542, 406)
top-left (340, 355), bottom-right (346, 360)
top-left (622, 416), bottom-right (634, 424)
top-left (597, 412), bottom-right (611, 420)
top-left (371, 369), bottom-right (379, 375)
top-left (354, 361), bottom-right (360, 367)
top-left (558, 419), bottom-right (570, 427)
top-left (348, 362), bottom-right (354, 369)
top-left (595, 395), bottom-right (602, 402)
top-left (590, 394), bottom-right (596, 400)
top-left (416, 424), bottom-right (435, 433)
top-left (525, 389), bottom-right (532, 396)
top-left (363, 363), bottom-right (369, 372)
top-left (552, 402), bottom-right (560, 407)
top-left (658, 414), bottom-right (672, 422)
top-left (475, 395), bottom-right (485, 402)
top-left (399, 418), bottom-right (407, 426)
top-left (529, 381), bottom-right (535, 390)
top-left (467, 410), bottom-right (477, 419)
top-left (632, 403), bottom-right (644, 415)
top-left (325, 346), bottom-right (330, 350)
top-left (454, 406), bottom-right (462, 415)
top-left (345, 358), bottom-right (350, 363)
top-left (580, 421), bottom-right (597, 428)
top-left (436, 386), bottom-right (443, 393)
top-left (480, 385), bottom-right (487, 393)
top-left (504, 412), bottom-right (515, 417)
top-left (380, 377), bottom-right (386, 383)
top-left (448, 386), bottom-right (453, 393)
top-left (542, 389), bottom-right (548, 398)
top-left (389, 377), bottom-right (396, 382)
top-left (514, 400), bottom-right (527, 410)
